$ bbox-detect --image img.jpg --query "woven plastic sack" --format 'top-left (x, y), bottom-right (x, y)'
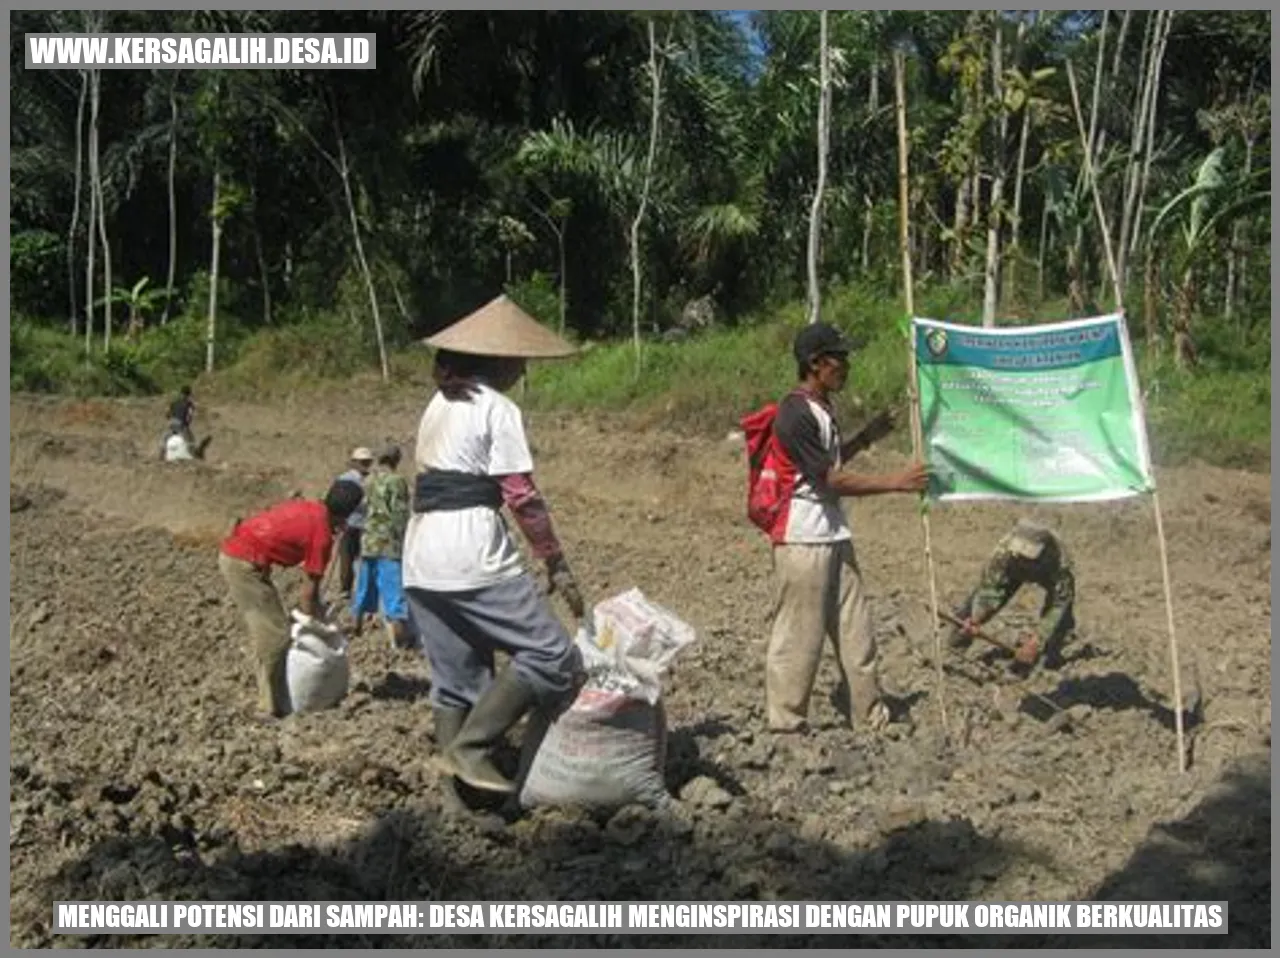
top-left (285, 611), bottom-right (350, 714)
top-left (519, 589), bottom-right (696, 811)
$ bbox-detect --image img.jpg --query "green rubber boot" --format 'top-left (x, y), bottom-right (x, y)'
top-left (439, 670), bottom-right (538, 794)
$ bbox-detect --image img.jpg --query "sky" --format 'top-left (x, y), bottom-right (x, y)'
top-left (725, 9), bottom-right (767, 77)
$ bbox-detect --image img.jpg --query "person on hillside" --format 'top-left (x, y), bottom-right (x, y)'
top-left (403, 294), bottom-right (586, 796)
top-left (334, 448), bottom-right (375, 600)
top-left (352, 443), bottom-right (416, 649)
top-left (765, 321), bottom-right (929, 735)
top-left (159, 386), bottom-right (212, 461)
top-left (947, 519), bottom-right (1076, 669)
top-left (218, 481), bottom-right (363, 721)
top-left (169, 386), bottom-right (196, 443)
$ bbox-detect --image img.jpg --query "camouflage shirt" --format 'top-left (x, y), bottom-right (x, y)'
top-left (961, 521), bottom-right (1076, 644)
top-left (359, 466), bottom-right (410, 559)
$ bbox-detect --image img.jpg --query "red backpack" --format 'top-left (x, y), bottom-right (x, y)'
top-left (741, 389), bottom-right (805, 544)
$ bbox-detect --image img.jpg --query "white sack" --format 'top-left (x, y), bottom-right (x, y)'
top-left (164, 433), bottom-right (194, 462)
top-left (285, 611), bottom-right (350, 714)
top-left (520, 588), bottom-right (696, 811)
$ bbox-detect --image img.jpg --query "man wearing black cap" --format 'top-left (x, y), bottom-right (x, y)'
top-left (765, 321), bottom-right (928, 734)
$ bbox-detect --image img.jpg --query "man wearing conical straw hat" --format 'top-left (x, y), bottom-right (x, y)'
top-left (403, 295), bottom-right (587, 796)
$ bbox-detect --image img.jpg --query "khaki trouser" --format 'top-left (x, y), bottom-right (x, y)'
top-left (766, 539), bottom-right (881, 731)
top-left (219, 552), bottom-right (292, 717)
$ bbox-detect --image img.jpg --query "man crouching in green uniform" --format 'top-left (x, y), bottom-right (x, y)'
top-left (948, 520), bottom-right (1076, 669)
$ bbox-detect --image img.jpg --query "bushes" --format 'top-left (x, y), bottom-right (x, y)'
top-left (10, 322), bottom-right (156, 396)
top-left (11, 231), bottom-right (65, 319)
top-left (7, 278), bottom-right (1271, 470)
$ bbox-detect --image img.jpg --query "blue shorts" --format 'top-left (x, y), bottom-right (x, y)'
top-left (352, 556), bottom-right (409, 622)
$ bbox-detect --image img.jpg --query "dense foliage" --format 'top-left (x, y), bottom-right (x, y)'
top-left (9, 11), bottom-right (1271, 464)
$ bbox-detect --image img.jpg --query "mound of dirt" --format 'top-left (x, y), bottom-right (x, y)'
top-left (8, 392), bottom-right (1272, 948)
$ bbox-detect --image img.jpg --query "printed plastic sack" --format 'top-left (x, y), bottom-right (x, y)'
top-left (581, 588), bottom-right (698, 706)
top-left (285, 611), bottom-right (350, 714)
top-left (519, 589), bottom-right (696, 811)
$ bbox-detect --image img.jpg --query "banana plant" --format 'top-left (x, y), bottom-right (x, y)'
top-left (1145, 146), bottom-right (1271, 367)
top-left (94, 277), bottom-right (173, 339)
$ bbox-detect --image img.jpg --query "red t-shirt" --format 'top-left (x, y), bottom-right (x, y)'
top-left (221, 499), bottom-right (335, 577)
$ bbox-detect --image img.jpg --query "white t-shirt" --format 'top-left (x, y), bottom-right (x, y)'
top-left (401, 382), bottom-right (534, 592)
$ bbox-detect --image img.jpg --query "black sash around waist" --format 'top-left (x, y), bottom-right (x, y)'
top-left (413, 469), bottom-right (503, 513)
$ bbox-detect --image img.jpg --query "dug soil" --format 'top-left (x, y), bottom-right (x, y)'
top-left (9, 390), bottom-right (1272, 947)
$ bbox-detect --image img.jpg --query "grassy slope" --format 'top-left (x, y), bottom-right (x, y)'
top-left (10, 284), bottom-right (1271, 471)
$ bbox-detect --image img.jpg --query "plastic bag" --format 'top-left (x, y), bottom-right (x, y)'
top-left (285, 611), bottom-right (350, 714)
top-left (582, 587), bottom-right (698, 706)
top-left (519, 589), bottom-right (696, 811)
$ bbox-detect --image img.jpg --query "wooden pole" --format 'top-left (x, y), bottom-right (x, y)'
top-left (894, 48), bottom-right (948, 737)
top-left (1065, 60), bottom-right (1124, 311)
top-left (1150, 490), bottom-right (1187, 771)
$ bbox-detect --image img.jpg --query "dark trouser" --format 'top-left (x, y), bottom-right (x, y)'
top-left (406, 573), bottom-right (583, 711)
top-left (337, 528), bottom-right (362, 596)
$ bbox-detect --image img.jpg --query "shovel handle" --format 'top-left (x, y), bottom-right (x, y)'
top-left (933, 607), bottom-right (1020, 655)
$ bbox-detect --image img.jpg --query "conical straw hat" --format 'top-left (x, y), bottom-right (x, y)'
top-left (423, 295), bottom-right (577, 359)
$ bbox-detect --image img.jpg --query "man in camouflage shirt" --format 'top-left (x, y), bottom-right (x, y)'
top-left (351, 444), bottom-right (416, 649)
top-left (947, 519), bottom-right (1076, 668)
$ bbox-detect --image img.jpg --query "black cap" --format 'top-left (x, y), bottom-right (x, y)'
top-left (793, 322), bottom-right (863, 367)
top-left (323, 479), bottom-right (364, 520)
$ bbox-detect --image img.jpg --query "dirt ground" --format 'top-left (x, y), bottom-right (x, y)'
top-left (8, 389), bottom-right (1272, 948)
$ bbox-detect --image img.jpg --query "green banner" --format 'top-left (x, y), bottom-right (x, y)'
top-left (913, 314), bottom-right (1155, 502)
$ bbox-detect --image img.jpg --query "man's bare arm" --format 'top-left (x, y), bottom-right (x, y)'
top-left (825, 460), bottom-right (929, 498)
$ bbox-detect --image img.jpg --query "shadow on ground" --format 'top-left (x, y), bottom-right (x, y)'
top-left (30, 751), bottom-right (1267, 949)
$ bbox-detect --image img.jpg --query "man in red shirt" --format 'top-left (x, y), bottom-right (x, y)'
top-left (219, 481), bottom-right (364, 720)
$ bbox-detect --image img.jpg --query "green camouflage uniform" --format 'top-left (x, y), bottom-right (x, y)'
top-left (359, 466), bottom-right (410, 560)
top-left (949, 520), bottom-right (1075, 661)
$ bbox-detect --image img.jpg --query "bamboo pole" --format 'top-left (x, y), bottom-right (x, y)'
top-left (1065, 60), bottom-right (1123, 311)
top-left (1151, 490), bottom-right (1187, 771)
top-left (894, 48), bottom-right (947, 738)
top-left (1069, 49), bottom-right (1189, 772)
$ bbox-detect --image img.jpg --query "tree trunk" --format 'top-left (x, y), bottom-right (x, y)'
top-left (67, 70), bottom-right (87, 335)
top-left (860, 194), bottom-right (874, 275)
top-left (1036, 200), bottom-right (1049, 302)
top-left (949, 10), bottom-right (982, 282)
top-left (251, 183), bottom-right (272, 325)
top-left (1143, 245), bottom-right (1160, 353)
top-left (951, 177), bottom-right (971, 281)
top-left (557, 223), bottom-right (568, 334)
top-left (1067, 234), bottom-right (1085, 316)
top-left (1004, 100), bottom-right (1031, 305)
top-left (1173, 266), bottom-right (1197, 369)
top-left (805, 9), bottom-right (831, 325)
top-left (90, 69), bottom-right (113, 355)
top-left (980, 19), bottom-right (1006, 327)
top-left (84, 75), bottom-right (98, 356)
top-left (387, 267), bottom-right (412, 326)
top-left (1066, 60), bottom-right (1123, 311)
top-left (1116, 11), bottom-right (1157, 293)
top-left (862, 49), bottom-right (879, 278)
top-left (1130, 12), bottom-right (1174, 259)
top-left (1082, 12), bottom-right (1113, 308)
top-left (206, 165), bottom-right (222, 374)
top-left (335, 122), bottom-right (390, 382)
top-left (1224, 132), bottom-right (1253, 322)
top-left (162, 78), bottom-right (179, 326)
top-left (893, 49), bottom-right (914, 317)
top-left (631, 19), bottom-right (664, 372)
top-left (1111, 10), bottom-right (1132, 76)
